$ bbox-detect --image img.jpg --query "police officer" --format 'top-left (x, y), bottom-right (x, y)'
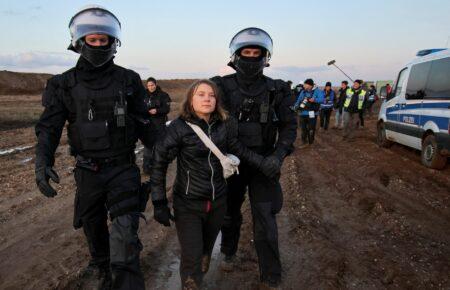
top-left (35, 6), bottom-right (152, 289)
top-left (142, 77), bottom-right (171, 174)
top-left (211, 27), bottom-right (297, 289)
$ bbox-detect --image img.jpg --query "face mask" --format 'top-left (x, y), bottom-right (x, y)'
top-left (233, 55), bottom-right (267, 78)
top-left (80, 41), bottom-right (116, 67)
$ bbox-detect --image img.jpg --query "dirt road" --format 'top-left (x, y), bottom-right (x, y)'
top-left (0, 104), bottom-right (449, 289)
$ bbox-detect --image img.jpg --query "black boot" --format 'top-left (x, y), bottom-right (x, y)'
top-left (78, 263), bottom-right (112, 290)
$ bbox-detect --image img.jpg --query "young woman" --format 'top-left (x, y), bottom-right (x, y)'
top-left (150, 80), bottom-right (277, 289)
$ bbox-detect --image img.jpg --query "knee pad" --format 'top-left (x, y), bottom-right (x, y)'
top-left (107, 189), bottom-right (141, 220)
top-left (110, 214), bottom-right (142, 264)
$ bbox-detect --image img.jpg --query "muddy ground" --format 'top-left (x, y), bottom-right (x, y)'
top-left (0, 98), bottom-right (449, 290)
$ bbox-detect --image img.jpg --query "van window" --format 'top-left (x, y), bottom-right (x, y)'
top-left (405, 61), bottom-right (432, 100)
top-left (392, 68), bottom-right (408, 100)
top-left (425, 57), bottom-right (450, 99)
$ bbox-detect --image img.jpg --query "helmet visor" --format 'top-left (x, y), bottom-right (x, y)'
top-left (69, 7), bottom-right (121, 44)
top-left (229, 27), bottom-right (273, 57)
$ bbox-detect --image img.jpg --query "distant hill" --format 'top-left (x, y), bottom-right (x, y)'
top-left (0, 70), bottom-right (197, 96)
top-left (0, 71), bottom-right (52, 95)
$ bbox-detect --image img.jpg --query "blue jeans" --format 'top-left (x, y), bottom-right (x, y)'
top-left (334, 109), bottom-right (344, 128)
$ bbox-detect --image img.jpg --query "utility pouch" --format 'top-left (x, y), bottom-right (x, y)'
top-left (259, 103), bottom-right (270, 124)
top-left (238, 122), bottom-right (264, 147)
top-left (114, 102), bottom-right (126, 127)
top-left (79, 121), bottom-right (110, 151)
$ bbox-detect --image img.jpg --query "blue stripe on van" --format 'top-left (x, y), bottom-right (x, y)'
top-left (386, 101), bottom-right (449, 113)
top-left (395, 113), bottom-right (449, 130)
top-left (419, 115), bottom-right (449, 130)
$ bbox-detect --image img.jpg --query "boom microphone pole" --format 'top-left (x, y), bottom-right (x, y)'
top-left (327, 60), bottom-right (354, 82)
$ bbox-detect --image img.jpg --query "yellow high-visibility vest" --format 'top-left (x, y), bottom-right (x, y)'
top-left (344, 88), bottom-right (366, 110)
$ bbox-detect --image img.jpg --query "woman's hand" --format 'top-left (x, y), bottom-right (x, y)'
top-left (149, 108), bottom-right (157, 115)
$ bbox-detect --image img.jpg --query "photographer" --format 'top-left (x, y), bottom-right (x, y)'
top-left (293, 79), bottom-right (324, 146)
top-left (143, 77), bottom-right (171, 174)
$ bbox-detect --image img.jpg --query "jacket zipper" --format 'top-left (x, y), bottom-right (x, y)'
top-left (185, 170), bottom-right (190, 195)
top-left (207, 123), bottom-right (216, 201)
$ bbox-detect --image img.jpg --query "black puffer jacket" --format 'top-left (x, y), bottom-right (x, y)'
top-left (144, 86), bottom-right (171, 126)
top-left (335, 87), bottom-right (348, 112)
top-left (151, 115), bottom-right (263, 203)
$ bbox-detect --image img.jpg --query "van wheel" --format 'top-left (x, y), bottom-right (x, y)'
top-left (377, 122), bottom-right (392, 148)
top-left (421, 135), bottom-right (447, 169)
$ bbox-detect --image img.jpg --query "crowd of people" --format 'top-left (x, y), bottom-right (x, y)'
top-left (33, 5), bottom-right (381, 290)
top-left (290, 78), bottom-right (378, 146)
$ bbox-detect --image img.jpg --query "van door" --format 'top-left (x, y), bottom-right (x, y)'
top-left (384, 68), bottom-right (409, 141)
top-left (397, 61), bottom-right (433, 149)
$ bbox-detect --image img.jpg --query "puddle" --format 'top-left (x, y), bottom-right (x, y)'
top-left (153, 233), bottom-right (223, 290)
top-left (0, 145), bottom-right (33, 156)
top-left (19, 157), bottom-right (33, 164)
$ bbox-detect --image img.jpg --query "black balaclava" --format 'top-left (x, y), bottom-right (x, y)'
top-left (230, 46), bottom-right (267, 84)
top-left (78, 36), bottom-right (117, 68)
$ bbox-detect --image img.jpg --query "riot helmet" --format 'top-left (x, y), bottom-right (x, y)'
top-left (229, 27), bottom-right (273, 77)
top-left (68, 5), bottom-right (121, 67)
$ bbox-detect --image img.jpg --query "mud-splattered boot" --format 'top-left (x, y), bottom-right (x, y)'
top-left (78, 264), bottom-right (112, 290)
top-left (98, 267), bottom-right (112, 290)
top-left (259, 281), bottom-right (281, 290)
top-left (182, 276), bottom-right (199, 290)
top-left (201, 255), bottom-right (211, 273)
top-left (220, 254), bottom-right (236, 272)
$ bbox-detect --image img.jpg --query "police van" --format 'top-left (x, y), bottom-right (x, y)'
top-left (377, 48), bottom-right (450, 169)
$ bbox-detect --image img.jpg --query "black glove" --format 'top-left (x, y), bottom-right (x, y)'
top-left (153, 199), bottom-right (174, 227)
top-left (259, 155), bottom-right (282, 179)
top-left (35, 166), bottom-right (60, 197)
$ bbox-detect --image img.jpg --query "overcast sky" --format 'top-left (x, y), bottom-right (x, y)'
top-left (1, 0), bottom-right (449, 85)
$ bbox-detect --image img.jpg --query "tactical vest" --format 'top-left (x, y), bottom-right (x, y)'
top-left (218, 75), bottom-right (283, 150)
top-left (61, 67), bottom-right (138, 158)
top-left (344, 88), bottom-right (366, 110)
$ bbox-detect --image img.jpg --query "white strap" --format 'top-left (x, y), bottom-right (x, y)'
top-left (185, 121), bottom-right (227, 162)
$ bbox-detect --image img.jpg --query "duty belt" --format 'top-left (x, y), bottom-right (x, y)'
top-left (76, 153), bottom-right (135, 171)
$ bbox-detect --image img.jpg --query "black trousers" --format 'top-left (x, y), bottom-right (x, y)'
top-left (74, 163), bottom-right (145, 290)
top-left (300, 115), bottom-right (317, 144)
top-left (221, 163), bottom-right (283, 284)
top-left (319, 109), bottom-right (332, 130)
top-left (366, 100), bottom-right (375, 115)
top-left (174, 198), bottom-right (227, 287)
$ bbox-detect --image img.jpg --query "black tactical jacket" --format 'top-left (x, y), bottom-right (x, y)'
top-left (35, 58), bottom-right (152, 167)
top-left (211, 73), bottom-right (297, 160)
